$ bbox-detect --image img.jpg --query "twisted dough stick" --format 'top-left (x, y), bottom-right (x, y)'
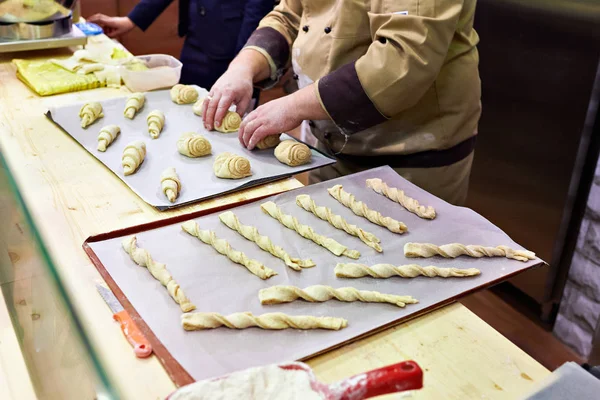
top-left (219, 211), bottom-right (315, 271)
top-left (181, 312), bottom-right (348, 331)
top-left (97, 124), bottom-right (120, 152)
top-left (328, 185), bottom-right (408, 234)
top-left (295, 194), bottom-right (382, 252)
top-left (160, 167), bottom-right (181, 203)
top-left (181, 220), bottom-right (277, 279)
top-left (334, 263), bottom-right (481, 278)
top-left (366, 178), bottom-right (436, 220)
top-left (404, 243), bottom-right (536, 262)
top-left (122, 236), bottom-right (195, 312)
top-left (124, 92), bottom-right (145, 119)
top-left (79, 102), bottom-right (103, 128)
top-left (259, 285), bottom-right (418, 307)
top-left (260, 201), bottom-right (360, 259)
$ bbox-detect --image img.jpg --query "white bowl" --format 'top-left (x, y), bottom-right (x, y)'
top-left (120, 54), bottom-right (182, 92)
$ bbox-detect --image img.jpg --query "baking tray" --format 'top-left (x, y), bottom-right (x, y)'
top-left (46, 88), bottom-right (335, 210)
top-left (83, 166), bottom-right (545, 386)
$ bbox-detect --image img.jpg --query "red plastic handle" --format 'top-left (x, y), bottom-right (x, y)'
top-left (114, 310), bottom-right (153, 358)
top-left (330, 360), bottom-right (423, 400)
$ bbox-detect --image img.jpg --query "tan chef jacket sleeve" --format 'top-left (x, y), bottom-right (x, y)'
top-left (244, 0), bottom-right (302, 87)
top-left (317, 4), bottom-right (465, 134)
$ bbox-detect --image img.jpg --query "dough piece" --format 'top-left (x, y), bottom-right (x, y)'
top-left (97, 124), bottom-right (120, 152)
top-left (255, 134), bottom-right (281, 150)
top-left (192, 97), bottom-right (205, 116)
top-left (79, 102), bottom-right (103, 128)
top-left (404, 243), bottom-right (536, 262)
top-left (161, 167), bottom-right (181, 203)
top-left (124, 92), bottom-right (145, 119)
top-left (177, 132), bottom-right (211, 157)
top-left (219, 211), bottom-right (315, 271)
top-left (259, 285), bottom-right (418, 308)
top-left (213, 152), bottom-right (252, 179)
top-left (147, 110), bottom-right (165, 139)
top-left (77, 63), bottom-right (104, 75)
top-left (334, 263), bottom-right (481, 278)
top-left (122, 236), bottom-right (195, 312)
top-left (260, 201), bottom-right (360, 259)
top-left (328, 184), bottom-right (408, 234)
top-left (215, 111), bottom-right (242, 133)
top-left (366, 178), bottom-right (436, 220)
top-left (170, 84), bottom-right (199, 104)
top-left (274, 140), bottom-right (312, 166)
top-left (181, 220), bottom-right (277, 280)
top-left (181, 312), bottom-right (347, 331)
top-left (122, 141), bottom-right (146, 175)
top-left (295, 194), bottom-right (382, 252)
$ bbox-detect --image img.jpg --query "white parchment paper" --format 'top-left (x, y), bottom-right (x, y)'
top-left (47, 88), bottom-right (334, 210)
top-left (88, 166), bottom-right (543, 382)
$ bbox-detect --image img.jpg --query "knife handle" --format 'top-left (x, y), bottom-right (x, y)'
top-left (113, 310), bottom-right (153, 358)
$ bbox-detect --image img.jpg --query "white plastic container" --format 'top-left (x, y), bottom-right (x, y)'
top-left (120, 54), bottom-right (182, 92)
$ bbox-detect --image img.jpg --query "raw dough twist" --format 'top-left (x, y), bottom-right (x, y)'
top-left (274, 140), bottom-right (312, 166)
top-left (256, 134), bottom-right (281, 150)
top-left (366, 178), bottom-right (436, 220)
top-left (219, 211), bottom-right (314, 271)
top-left (124, 92), bottom-right (145, 119)
top-left (260, 201), bottom-right (360, 259)
top-left (259, 285), bottom-right (418, 307)
top-left (177, 132), bottom-right (211, 157)
top-left (122, 141), bottom-right (146, 175)
top-left (295, 194), bottom-right (382, 252)
top-left (215, 111), bottom-right (242, 133)
top-left (147, 110), bottom-right (165, 139)
top-left (181, 312), bottom-right (348, 331)
top-left (192, 97), bottom-right (205, 116)
top-left (122, 236), bottom-right (196, 312)
top-left (181, 220), bottom-right (277, 279)
top-left (97, 124), bottom-right (120, 152)
top-left (213, 152), bottom-right (252, 179)
top-left (328, 184), bottom-right (408, 234)
top-left (404, 243), bottom-right (536, 262)
top-left (79, 102), bottom-right (103, 128)
top-left (334, 263), bottom-right (481, 279)
top-left (170, 84), bottom-right (198, 104)
top-left (161, 167), bottom-right (181, 203)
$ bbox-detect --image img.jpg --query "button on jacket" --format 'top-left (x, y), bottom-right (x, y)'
top-left (128, 0), bottom-right (274, 88)
top-left (245, 0), bottom-right (481, 166)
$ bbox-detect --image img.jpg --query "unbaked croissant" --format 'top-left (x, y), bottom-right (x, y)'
top-left (147, 110), bottom-right (165, 139)
top-left (256, 134), bottom-right (281, 150)
top-left (177, 132), bottom-right (211, 157)
top-left (122, 141), bottom-right (146, 175)
top-left (215, 111), bottom-right (242, 133)
top-left (79, 102), bottom-right (103, 128)
top-left (170, 84), bottom-right (198, 104)
top-left (97, 124), bottom-right (120, 152)
top-left (213, 152), bottom-right (252, 179)
top-left (161, 167), bottom-right (181, 202)
top-left (274, 140), bottom-right (311, 166)
top-left (192, 97), bottom-right (205, 116)
top-left (124, 92), bottom-right (145, 119)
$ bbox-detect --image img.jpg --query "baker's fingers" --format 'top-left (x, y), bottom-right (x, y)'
top-left (214, 94), bottom-right (234, 128)
top-left (203, 92), bottom-right (222, 130)
top-left (248, 128), bottom-right (271, 151)
top-left (235, 95), bottom-right (252, 118)
top-left (241, 117), bottom-right (262, 148)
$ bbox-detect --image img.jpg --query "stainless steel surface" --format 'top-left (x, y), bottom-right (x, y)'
top-left (0, 24), bottom-right (85, 52)
top-left (88, 166), bottom-right (542, 382)
top-left (96, 284), bottom-right (123, 314)
top-left (0, 13), bottom-right (71, 40)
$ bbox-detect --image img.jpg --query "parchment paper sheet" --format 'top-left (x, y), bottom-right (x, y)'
top-left (88, 166), bottom-right (543, 382)
top-left (47, 88), bottom-right (334, 209)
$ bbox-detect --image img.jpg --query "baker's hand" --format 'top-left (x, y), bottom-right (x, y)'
top-left (203, 67), bottom-right (254, 131)
top-left (88, 14), bottom-right (135, 38)
top-left (239, 95), bottom-right (302, 150)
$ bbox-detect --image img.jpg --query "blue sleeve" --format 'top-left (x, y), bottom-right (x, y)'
top-left (236, 0), bottom-right (275, 53)
top-left (128, 0), bottom-right (175, 32)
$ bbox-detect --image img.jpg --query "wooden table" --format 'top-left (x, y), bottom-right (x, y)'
top-left (0, 48), bottom-right (550, 400)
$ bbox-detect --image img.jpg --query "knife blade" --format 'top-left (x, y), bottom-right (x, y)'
top-left (96, 283), bottom-right (153, 358)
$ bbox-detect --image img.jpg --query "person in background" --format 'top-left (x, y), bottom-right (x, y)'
top-left (89, 0), bottom-right (275, 89)
top-left (202, 0), bottom-right (481, 205)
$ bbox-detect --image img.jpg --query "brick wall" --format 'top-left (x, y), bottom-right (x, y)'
top-left (554, 162), bottom-right (600, 358)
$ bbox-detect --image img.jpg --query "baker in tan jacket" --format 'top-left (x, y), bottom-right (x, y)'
top-left (202, 0), bottom-right (481, 205)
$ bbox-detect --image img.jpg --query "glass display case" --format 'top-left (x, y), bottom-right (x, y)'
top-left (0, 151), bottom-right (117, 399)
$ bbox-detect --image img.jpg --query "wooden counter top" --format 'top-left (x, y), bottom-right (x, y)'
top-left (0, 47), bottom-right (550, 399)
